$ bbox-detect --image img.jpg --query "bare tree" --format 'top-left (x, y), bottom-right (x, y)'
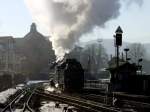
top-left (81, 42), bottom-right (108, 73)
top-left (128, 43), bottom-right (146, 63)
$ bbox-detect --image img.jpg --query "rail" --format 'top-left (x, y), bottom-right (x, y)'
top-left (1, 89), bottom-right (26, 112)
top-left (1, 86), bottom-right (37, 112)
top-left (35, 89), bottom-right (120, 112)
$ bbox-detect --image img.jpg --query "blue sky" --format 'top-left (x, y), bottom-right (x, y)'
top-left (0, 0), bottom-right (32, 37)
top-left (0, 0), bottom-right (150, 43)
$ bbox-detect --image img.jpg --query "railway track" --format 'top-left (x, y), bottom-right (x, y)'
top-left (121, 99), bottom-right (150, 111)
top-left (1, 86), bottom-right (36, 112)
top-left (18, 88), bottom-right (35, 112)
top-left (36, 88), bottom-right (150, 112)
top-left (1, 88), bottom-right (26, 112)
top-left (2, 83), bottom-right (149, 112)
top-left (36, 89), bottom-right (120, 112)
top-left (78, 93), bottom-right (150, 111)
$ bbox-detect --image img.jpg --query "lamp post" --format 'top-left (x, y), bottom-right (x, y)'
top-left (138, 58), bottom-right (143, 75)
top-left (124, 48), bottom-right (129, 61)
top-left (114, 26), bottom-right (123, 69)
top-left (112, 26), bottom-right (123, 92)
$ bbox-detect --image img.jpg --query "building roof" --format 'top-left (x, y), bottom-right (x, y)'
top-left (24, 23), bottom-right (46, 41)
top-left (107, 62), bottom-right (137, 73)
top-left (115, 26), bottom-right (123, 34)
top-left (0, 36), bottom-right (14, 43)
top-left (108, 57), bottom-right (137, 70)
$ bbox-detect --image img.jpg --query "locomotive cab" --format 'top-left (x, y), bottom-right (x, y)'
top-left (57, 58), bottom-right (84, 92)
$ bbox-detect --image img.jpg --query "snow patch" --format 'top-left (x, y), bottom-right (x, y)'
top-left (40, 101), bottom-right (77, 112)
top-left (0, 88), bottom-right (17, 104)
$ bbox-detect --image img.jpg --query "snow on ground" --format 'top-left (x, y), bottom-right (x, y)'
top-left (40, 101), bottom-right (77, 112)
top-left (0, 84), bottom-right (24, 104)
top-left (14, 109), bottom-right (31, 112)
top-left (40, 101), bottom-right (59, 112)
top-left (14, 109), bottom-right (23, 112)
top-left (27, 80), bottom-right (49, 85)
top-left (0, 88), bottom-right (17, 104)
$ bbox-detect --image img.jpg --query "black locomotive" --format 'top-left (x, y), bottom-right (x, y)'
top-left (57, 58), bottom-right (84, 92)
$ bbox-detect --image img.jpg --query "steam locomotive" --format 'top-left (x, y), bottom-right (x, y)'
top-left (56, 58), bottom-right (84, 92)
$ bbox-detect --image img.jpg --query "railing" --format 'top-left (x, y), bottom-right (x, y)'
top-left (84, 80), bottom-right (110, 92)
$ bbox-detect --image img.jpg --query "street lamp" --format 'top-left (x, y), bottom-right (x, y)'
top-left (124, 48), bottom-right (129, 61)
top-left (114, 26), bottom-right (123, 68)
top-left (138, 58), bottom-right (143, 75)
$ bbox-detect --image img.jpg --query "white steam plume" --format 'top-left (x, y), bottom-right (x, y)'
top-left (24, 0), bottom-right (143, 60)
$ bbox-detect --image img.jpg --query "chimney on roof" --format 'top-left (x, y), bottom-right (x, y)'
top-left (30, 23), bottom-right (37, 32)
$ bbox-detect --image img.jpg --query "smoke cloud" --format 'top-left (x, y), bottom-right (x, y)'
top-left (126, 0), bottom-right (143, 6)
top-left (24, 0), bottom-right (143, 60)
